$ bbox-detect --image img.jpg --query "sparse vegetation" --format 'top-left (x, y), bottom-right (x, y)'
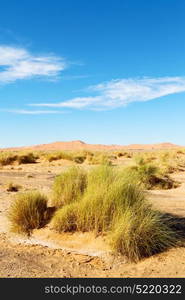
top-left (115, 151), bottom-right (133, 158)
top-left (0, 151), bottom-right (38, 166)
top-left (86, 152), bottom-right (112, 165)
top-left (8, 191), bottom-right (48, 234)
top-left (5, 147), bottom-right (185, 262)
top-left (43, 151), bottom-right (74, 162)
top-left (124, 155), bottom-right (177, 189)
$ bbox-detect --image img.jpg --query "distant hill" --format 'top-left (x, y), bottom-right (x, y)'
top-left (1, 140), bottom-right (182, 152)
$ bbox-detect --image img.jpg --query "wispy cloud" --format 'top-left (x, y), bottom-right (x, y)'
top-left (0, 109), bottom-right (65, 115)
top-left (0, 45), bottom-right (66, 84)
top-left (31, 76), bottom-right (185, 110)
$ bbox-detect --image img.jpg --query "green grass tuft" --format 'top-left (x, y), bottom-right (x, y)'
top-left (109, 208), bottom-right (177, 261)
top-left (52, 166), bottom-right (87, 208)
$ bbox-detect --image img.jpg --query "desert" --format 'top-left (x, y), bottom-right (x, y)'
top-left (0, 140), bottom-right (185, 278)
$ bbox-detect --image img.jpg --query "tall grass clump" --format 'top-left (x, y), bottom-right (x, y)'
top-left (8, 191), bottom-right (48, 234)
top-left (52, 165), bottom-right (177, 261)
top-left (52, 202), bottom-right (78, 232)
top-left (52, 165), bottom-right (146, 233)
top-left (75, 165), bottom-right (145, 232)
top-left (52, 166), bottom-right (87, 208)
top-left (109, 208), bottom-right (177, 261)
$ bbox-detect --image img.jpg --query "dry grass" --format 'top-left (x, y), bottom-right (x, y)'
top-left (8, 191), bottom-right (48, 234)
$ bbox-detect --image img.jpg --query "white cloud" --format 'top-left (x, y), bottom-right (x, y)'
top-left (0, 45), bottom-right (66, 83)
top-left (30, 76), bottom-right (185, 110)
top-left (0, 109), bottom-right (63, 115)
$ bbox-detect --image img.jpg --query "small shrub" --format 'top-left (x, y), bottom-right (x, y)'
top-left (17, 152), bottom-right (37, 164)
top-left (8, 191), bottom-right (48, 234)
top-left (73, 155), bottom-right (86, 164)
top-left (116, 152), bottom-right (123, 157)
top-left (7, 182), bottom-right (21, 192)
top-left (87, 153), bottom-right (112, 165)
top-left (52, 166), bottom-right (87, 208)
top-left (0, 152), bottom-right (17, 166)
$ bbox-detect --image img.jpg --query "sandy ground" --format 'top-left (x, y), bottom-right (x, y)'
top-left (0, 160), bottom-right (185, 278)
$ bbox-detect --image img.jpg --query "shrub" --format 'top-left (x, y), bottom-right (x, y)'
top-left (43, 151), bottom-right (73, 162)
top-left (7, 182), bottom-right (21, 192)
top-left (8, 191), bottom-right (48, 234)
top-left (109, 207), bottom-right (177, 261)
top-left (73, 155), bottom-right (86, 164)
top-left (124, 156), bottom-right (176, 189)
top-left (87, 153), bottom-right (112, 165)
top-left (52, 166), bottom-right (87, 208)
top-left (0, 152), bottom-right (17, 166)
top-left (17, 152), bottom-right (37, 164)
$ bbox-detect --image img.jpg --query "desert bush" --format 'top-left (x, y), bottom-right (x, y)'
top-left (116, 151), bottom-right (133, 158)
top-left (43, 151), bottom-right (74, 162)
top-left (157, 153), bottom-right (184, 174)
top-left (87, 152), bottom-right (112, 165)
top-left (124, 156), bottom-right (176, 189)
top-left (17, 152), bottom-right (37, 164)
top-left (109, 207), bottom-right (177, 261)
top-left (8, 191), bottom-right (48, 234)
top-left (73, 155), bottom-right (86, 164)
top-left (52, 166), bottom-right (87, 208)
top-left (116, 152), bottom-right (124, 157)
top-left (7, 182), bottom-right (21, 192)
top-left (0, 152), bottom-right (17, 166)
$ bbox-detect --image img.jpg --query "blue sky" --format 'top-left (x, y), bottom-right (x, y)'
top-left (0, 0), bottom-right (185, 147)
